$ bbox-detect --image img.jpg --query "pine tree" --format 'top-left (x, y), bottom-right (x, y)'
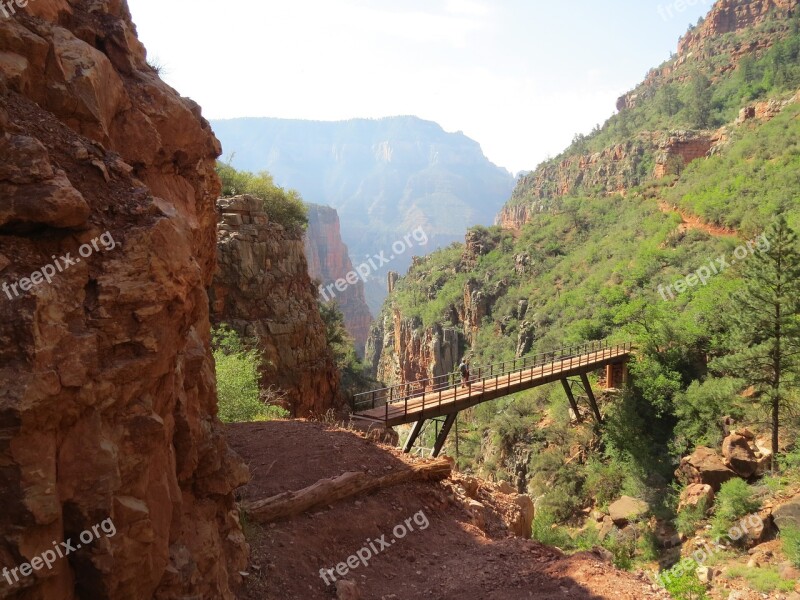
top-left (730, 215), bottom-right (800, 469)
top-left (686, 73), bottom-right (712, 129)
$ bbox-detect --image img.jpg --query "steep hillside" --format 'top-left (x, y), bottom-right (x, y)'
top-left (368, 2), bottom-right (800, 594)
top-left (228, 420), bottom-right (669, 600)
top-left (304, 204), bottom-right (372, 355)
top-left (500, 0), bottom-right (799, 230)
top-left (211, 116), bottom-right (516, 312)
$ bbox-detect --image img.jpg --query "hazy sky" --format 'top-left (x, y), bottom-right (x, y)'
top-left (126, 0), bottom-right (711, 174)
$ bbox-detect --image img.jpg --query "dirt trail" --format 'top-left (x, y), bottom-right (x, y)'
top-left (659, 202), bottom-right (738, 238)
top-left (228, 420), bottom-right (670, 600)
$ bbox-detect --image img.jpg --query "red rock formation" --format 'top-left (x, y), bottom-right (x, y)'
top-left (654, 130), bottom-right (723, 178)
top-left (304, 204), bottom-right (372, 355)
top-left (619, 0), bottom-right (796, 111)
top-left (0, 2), bottom-right (247, 598)
top-left (367, 308), bottom-right (462, 387)
top-left (678, 0), bottom-right (796, 57)
top-left (210, 196), bottom-right (340, 418)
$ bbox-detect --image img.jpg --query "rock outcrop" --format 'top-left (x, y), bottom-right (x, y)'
top-left (304, 203), bottom-right (372, 356)
top-left (211, 195), bottom-right (340, 417)
top-left (675, 447), bottom-right (738, 491)
top-left (722, 432), bottom-right (760, 478)
top-left (0, 2), bottom-right (247, 598)
top-left (368, 311), bottom-right (463, 386)
top-left (679, 483), bottom-right (715, 511)
top-left (498, 130), bottom-right (725, 230)
top-left (608, 496), bottom-right (650, 526)
top-left (618, 0), bottom-right (797, 112)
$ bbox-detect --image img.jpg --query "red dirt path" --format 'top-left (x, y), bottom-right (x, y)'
top-left (227, 420), bottom-right (670, 600)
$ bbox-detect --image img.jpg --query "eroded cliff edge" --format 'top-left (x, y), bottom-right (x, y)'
top-left (304, 203), bottom-right (372, 356)
top-left (0, 2), bottom-right (248, 598)
top-left (211, 195), bottom-right (341, 417)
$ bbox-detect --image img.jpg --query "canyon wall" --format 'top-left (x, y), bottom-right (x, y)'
top-left (304, 204), bottom-right (372, 356)
top-left (211, 196), bottom-right (340, 417)
top-left (497, 131), bottom-right (722, 230)
top-left (618, 0), bottom-right (796, 111)
top-left (366, 311), bottom-right (463, 388)
top-left (0, 1), bottom-right (247, 599)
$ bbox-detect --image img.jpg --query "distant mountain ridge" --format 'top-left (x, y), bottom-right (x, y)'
top-left (211, 116), bottom-right (516, 312)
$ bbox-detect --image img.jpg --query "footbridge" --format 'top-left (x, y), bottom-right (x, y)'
top-left (352, 340), bottom-right (633, 457)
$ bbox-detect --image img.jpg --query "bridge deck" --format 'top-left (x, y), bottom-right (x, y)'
top-left (354, 344), bottom-right (632, 428)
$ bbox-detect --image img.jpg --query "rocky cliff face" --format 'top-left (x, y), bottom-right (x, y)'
top-left (497, 131), bottom-right (723, 230)
top-left (366, 310), bottom-right (463, 387)
top-left (304, 204), bottom-right (372, 356)
top-left (211, 195), bottom-right (340, 417)
top-left (678, 0), bottom-right (795, 56)
top-left (0, 2), bottom-right (247, 599)
top-left (618, 0), bottom-right (796, 112)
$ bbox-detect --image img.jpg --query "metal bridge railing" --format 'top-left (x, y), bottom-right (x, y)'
top-left (352, 340), bottom-right (633, 418)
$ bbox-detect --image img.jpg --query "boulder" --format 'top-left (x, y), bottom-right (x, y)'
top-left (608, 496), bottom-right (649, 526)
top-left (467, 499), bottom-right (487, 531)
top-left (497, 480), bottom-right (516, 494)
top-left (508, 494), bottom-right (535, 539)
top-left (773, 496), bottom-right (800, 531)
top-left (678, 483), bottom-right (715, 512)
top-left (598, 516), bottom-right (616, 540)
top-left (675, 447), bottom-right (737, 491)
top-left (722, 433), bottom-right (758, 478)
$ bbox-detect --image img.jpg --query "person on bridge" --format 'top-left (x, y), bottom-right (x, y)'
top-left (459, 359), bottom-right (471, 390)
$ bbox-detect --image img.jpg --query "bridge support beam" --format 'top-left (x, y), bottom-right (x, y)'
top-left (580, 373), bottom-right (603, 423)
top-left (560, 379), bottom-right (583, 423)
top-left (432, 412), bottom-right (458, 458)
top-left (402, 418), bottom-right (426, 453)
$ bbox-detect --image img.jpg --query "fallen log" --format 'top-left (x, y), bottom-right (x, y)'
top-left (241, 457), bottom-right (453, 523)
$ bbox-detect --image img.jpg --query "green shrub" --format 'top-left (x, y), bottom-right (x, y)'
top-left (573, 521), bottom-right (600, 551)
top-left (710, 479), bottom-right (760, 540)
top-left (583, 458), bottom-right (625, 509)
top-left (216, 161), bottom-right (308, 231)
top-left (675, 497), bottom-right (708, 537)
top-left (673, 378), bottom-right (744, 453)
top-left (781, 524), bottom-right (800, 568)
top-left (658, 561), bottom-right (709, 600)
top-left (601, 531), bottom-right (636, 570)
top-left (213, 326), bottom-right (289, 423)
top-left (637, 526), bottom-right (661, 562)
top-left (726, 565), bottom-right (795, 593)
top-left (531, 509), bottom-right (573, 549)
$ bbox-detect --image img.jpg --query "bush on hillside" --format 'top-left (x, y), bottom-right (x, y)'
top-left (781, 524), bottom-right (800, 568)
top-left (213, 325), bottom-right (289, 423)
top-left (216, 161), bottom-right (308, 231)
top-left (710, 479), bottom-right (760, 540)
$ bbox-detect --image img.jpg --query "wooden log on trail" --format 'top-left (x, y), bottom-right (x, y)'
top-left (241, 457), bottom-right (453, 524)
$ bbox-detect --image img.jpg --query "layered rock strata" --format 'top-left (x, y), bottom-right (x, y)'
top-left (211, 195), bottom-right (340, 417)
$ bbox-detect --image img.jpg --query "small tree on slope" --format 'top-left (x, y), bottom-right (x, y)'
top-left (726, 214), bottom-right (800, 469)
